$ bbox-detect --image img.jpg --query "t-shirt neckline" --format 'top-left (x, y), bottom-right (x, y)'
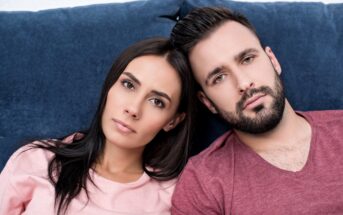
top-left (234, 111), bottom-right (317, 176)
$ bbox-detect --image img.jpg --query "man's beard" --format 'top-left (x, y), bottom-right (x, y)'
top-left (213, 73), bottom-right (285, 134)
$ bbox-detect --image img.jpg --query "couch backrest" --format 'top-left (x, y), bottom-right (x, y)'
top-left (1, 0), bottom-right (342, 170)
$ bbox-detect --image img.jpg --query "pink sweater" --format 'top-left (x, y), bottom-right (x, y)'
top-left (0, 144), bottom-right (176, 215)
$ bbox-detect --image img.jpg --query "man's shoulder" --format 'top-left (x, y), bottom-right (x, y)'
top-left (302, 110), bottom-right (343, 124)
top-left (172, 131), bottom-right (237, 214)
top-left (188, 131), bottom-right (237, 171)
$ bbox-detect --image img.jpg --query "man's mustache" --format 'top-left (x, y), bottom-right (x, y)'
top-left (237, 86), bottom-right (274, 111)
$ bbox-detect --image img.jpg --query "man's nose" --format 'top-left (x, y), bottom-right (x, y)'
top-left (236, 72), bottom-right (255, 94)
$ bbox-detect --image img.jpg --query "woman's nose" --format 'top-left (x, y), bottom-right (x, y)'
top-left (123, 99), bottom-right (142, 120)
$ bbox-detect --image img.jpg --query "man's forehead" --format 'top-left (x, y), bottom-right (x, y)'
top-left (193, 21), bottom-right (259, 53)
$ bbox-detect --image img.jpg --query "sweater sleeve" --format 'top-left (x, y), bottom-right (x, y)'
top-left (0, 145), bottom-right (50, 215)
top-left (0, 147), bottom-right (31, 214)
top-left (171, 160), bottom-right (221, 215)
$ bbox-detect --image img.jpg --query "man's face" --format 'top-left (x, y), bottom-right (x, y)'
top-left (189, 21), bottom-right (285, 134)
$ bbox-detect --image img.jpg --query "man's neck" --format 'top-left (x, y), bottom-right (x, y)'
top-left (235, 100), bottom-right (312, 171)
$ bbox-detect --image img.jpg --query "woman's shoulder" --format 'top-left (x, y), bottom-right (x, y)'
top-left (147, 175), bottom-right (177, 200)
top-left (60, 132), bottom-right (85, 143)
top-left (4, 141), bottom-right (55, 175)
top-left (9, 132), bottom-right (85, 172)
top-left (143, 167), bottom-right (177, 191)
top-left (148, 177), bottom-right (177, 212)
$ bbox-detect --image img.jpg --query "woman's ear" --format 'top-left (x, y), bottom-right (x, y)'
top-left (163, 112), bottom-right (186, 132)
top-left (198, 91), bottom-right (218, 114)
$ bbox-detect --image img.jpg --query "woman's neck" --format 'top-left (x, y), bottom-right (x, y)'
top-left (94, 141), bottom-right (144, 183)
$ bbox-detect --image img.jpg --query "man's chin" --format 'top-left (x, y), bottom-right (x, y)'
top-left (230, 109), bottom-right (283, 134)
top-left (240, 104), bottom-right (267, 118)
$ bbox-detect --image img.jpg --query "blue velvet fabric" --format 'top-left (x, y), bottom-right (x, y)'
top-left (1, 0), bottom-right (342, 170)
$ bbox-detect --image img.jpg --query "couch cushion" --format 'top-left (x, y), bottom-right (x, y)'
top-left (0, 0), bottom-right (182, 170)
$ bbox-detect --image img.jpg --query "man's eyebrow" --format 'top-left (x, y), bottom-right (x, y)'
top-left (234, 48), bottom-right (258, 62)
top-left (205, 67), bottom-right (223, 86)
top-left (205, 48), bottom-right (259, 86)
top-left (122, 72), bottom-right (141, 85)
top-left (151, 90), bottom-right (171, 102)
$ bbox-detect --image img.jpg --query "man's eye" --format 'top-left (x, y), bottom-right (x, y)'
top-left (150, 98), bottom-right (165, 108)
top-left (122, 80), bottom-right (135, 90)
top-left (212, 74), bottom-right (226, 85)
top-left (242, 56), bottom-right (255, 65)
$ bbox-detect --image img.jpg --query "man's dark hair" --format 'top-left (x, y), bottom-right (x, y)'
top-left (171, 7), bottom-right (260, 55)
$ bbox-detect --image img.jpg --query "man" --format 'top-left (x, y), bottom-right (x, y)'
top-left (170, 7), bottom-right (343, 214)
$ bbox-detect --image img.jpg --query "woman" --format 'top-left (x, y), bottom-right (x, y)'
top-left (0, 38), bottom-right (194, 215)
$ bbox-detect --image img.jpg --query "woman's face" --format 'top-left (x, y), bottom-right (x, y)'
top-left (101, 55), bottom-right (184, 150)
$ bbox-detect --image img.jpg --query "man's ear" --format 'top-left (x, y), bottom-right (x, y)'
top-left (197, 91), bottom-right (218, 114)
top-left (163, 112), bottom-right (186, 132)
top-left (265, 46), bottom-right (282, 75)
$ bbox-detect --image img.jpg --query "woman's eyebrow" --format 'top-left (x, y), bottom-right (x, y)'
top-left (151, 90), bottom-right (171, 102)
top-left (123, 72), bottom-right (141, 85)
top-left (123, 71), bottom-right (172, 102)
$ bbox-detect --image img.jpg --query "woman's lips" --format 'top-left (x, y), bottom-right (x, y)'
top-left (112, 118), bottom-right (136, 134)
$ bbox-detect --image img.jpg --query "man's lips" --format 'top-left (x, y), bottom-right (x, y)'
top-left (112, 118), bottom-right (136, 133)
top-left (243, 93), bottom-right (266, 110)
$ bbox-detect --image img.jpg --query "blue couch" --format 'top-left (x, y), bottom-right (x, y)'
top-left (1, 0), bottom-right (342, 170)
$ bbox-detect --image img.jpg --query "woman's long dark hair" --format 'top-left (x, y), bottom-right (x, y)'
top-left (32, 37), bottom-right (195, 214)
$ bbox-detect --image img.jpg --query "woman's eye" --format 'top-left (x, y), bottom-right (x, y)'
top-left (242, 56), bottom-right (254, 65)
top-left (150, 98), bottom-right (165, 108)
top-left (122, 80), bottom-right (135, 90)
top-left (212, 74), bottom-right (226, 85)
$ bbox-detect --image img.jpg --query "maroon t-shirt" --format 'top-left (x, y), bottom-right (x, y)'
top-left (172, 110), bottom-right (343, 214)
